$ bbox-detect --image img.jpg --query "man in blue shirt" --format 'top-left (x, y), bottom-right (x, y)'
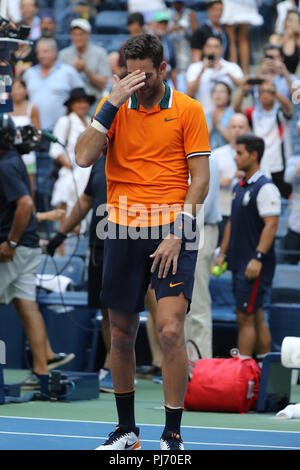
top-left (213, 135), bottom-right (281, 364)
top-left (23, 37), bottom-right (85, 131)
top-left (0, 114), bottom-right (74, 393)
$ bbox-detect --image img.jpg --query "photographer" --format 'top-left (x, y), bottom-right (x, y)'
top-left (259, 44), bottom-right (296, 99)
top-left (0, 114), bottom-right (74, 394)
top-left (234, 78), bottom-right (293, 199)
top-left (186, 35), bottom-right (243, 114)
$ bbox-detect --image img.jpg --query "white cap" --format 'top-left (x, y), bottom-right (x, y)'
top-left (70, 18), bottom-right (91, 33)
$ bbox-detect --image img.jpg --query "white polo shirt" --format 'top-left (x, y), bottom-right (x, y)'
top-left (186, 58), bottom-right (244, 114)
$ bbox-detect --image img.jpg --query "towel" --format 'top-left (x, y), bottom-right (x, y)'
top-left (276, 403), bottom-right (300, 419)
top-left (36, 274), bottom-right (72, 293)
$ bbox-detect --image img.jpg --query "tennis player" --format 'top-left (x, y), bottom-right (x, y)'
top-left (75, 33), bottom-right (210, 450)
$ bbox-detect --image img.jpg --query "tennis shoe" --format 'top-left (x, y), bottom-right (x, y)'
top-left (160, 430), bottom-right (184, 450)
top-left (95, 425), bottom-right (141, 450)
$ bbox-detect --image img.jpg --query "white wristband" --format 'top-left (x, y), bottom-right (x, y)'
top-left (91, 120), bottom-right (108, 134)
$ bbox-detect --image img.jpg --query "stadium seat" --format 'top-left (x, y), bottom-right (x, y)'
top-left (37, 255), bottom-right (85, 290)
top-left (271, 264), bottom-right (300, 303)
top-left (94, 11), bottom-right (129, 34)
top-left (97, 0), bottom-right (127, 11)
top-left (38, 291), bottom-right (97, 371)
top-left (0, 304), bottom-right (26, 369)
top-left (269, 303), bottom-right (300, 352)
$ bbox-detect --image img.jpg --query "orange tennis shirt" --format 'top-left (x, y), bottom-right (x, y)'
top-left (94, 83), bottom-right (211, 227)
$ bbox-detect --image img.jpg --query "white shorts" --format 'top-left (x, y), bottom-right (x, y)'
top-left (0, 246), bottom-right (41, 304)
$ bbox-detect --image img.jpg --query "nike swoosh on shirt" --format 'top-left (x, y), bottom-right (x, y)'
top-left (164, 118), bottom-right (178, 122)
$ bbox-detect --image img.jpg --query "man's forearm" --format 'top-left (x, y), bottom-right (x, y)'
top-left (256, 218), bottom-right (278, 254)
top-left (220, 219), bottom-right (231, 255)
top-left (8, 199), bottom-right (33, 243)
top-left (60, 194), bottom-right (92, 235)
top-left (75, 126), bottom-right (106, 168)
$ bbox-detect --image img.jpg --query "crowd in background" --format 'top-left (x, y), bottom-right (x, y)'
top-left (2, 0), bottom-right (300, 263)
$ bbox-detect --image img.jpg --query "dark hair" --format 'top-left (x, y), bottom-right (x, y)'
top-left (206, 0), bottom-right (223, 8)
top-left (236, 135), bottom-right (265, 163)
top-left (127, 12), bottom-right (145, 27)
top-left (203, 35), bottom-right (222, 46)
top-left (124, 33), bottom-right (164, 69)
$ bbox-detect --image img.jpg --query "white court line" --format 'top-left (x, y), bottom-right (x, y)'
top-left (1, 416), bottom-right (300, 435)
top-left (0, 431), bottom-right (299, 450)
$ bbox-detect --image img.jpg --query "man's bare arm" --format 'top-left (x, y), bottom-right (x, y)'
top-left (75, 70), bottom-right (146, 168)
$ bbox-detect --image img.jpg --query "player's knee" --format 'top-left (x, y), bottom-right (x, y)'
top-left (157, 323), bottom-right (183, 352)
top-left (110, 324), bottom-right (135, 353)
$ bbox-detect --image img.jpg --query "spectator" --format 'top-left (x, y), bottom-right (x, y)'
top-left (186, 35), bottom-right (243, 114)
top-left (23, 38), bottom-right (85, 131)
top-left (9, 78), bottom-right (41, 197)
top-left (213, 135), bottom-right (281, 365)
top-left (3, 0), bottom-right (22, 23)
top-left (234, 79), bottom-right (293, 199)
top-left (283, 155), bottom-right (300, 264)
top-left (212, 113), bottom-right (250, 243)
top-left (19, 0), bottom-right (41, 41)
top-left (167, 0), bottom-right (197, 93)
top-left (49, 87), bottom-right (95, 249)
top-left (0, 114), bottom-right (74, 395)
top-left (274, 0), bottom-right (298, 35)
top-left (220, 0), bottom-right (263, 74)
top-left (58, 18), bottom-right (110, 113)
top-left (151, 10), bottom-right (178, 89)
top-left (259, 44), bottom-right (297, 99)
top-left (118, 12), bottom-right (146, 78)
top-left (39, 8), bottom-right (57, 38)
top-left (190, 0), bottom-right (229, 62)
top-left (185, 156), bottom-right (222, 359)
top-left (127, 0), bottom-right (167, 26)
top-left (269, 8), bottom-right (300, 74)
top-left (206, 81), bottom-right (235, 150)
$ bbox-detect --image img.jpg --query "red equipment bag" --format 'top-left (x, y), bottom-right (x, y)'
top-left (184, 356), bottom-right (261, 413)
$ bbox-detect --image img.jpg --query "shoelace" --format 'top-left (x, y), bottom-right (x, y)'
top-left (105, 426), bottom-right (129, 444)
top-left (166, 433), bottom-right (183, 450)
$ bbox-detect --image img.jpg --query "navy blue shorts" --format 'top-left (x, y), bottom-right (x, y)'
top-left (100, 223), bottom-right (198, 314)
top-left (232, 271), bottom-right (272, 314)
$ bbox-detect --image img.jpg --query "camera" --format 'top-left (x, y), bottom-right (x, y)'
top-left (207, 54), bottom-right (216, 61)
top-left (247, 77), bottom-right (264, 86)
top-left (14, 125), bottom-right (40, 155)
top-left (0, 16), bottom-right (31, 40)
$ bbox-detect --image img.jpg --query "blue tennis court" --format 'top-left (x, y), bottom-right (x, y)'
top-left (0, 417), bottom-right (300, 450)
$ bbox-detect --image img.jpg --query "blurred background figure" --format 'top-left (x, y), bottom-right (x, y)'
top-left (58, 18), bottom-right (110, 114)
top-left (117, 12), bottom-right (146, 79)
top-left (187, 35), bottom-right (243, 114)
top-left (283, 155), bottom-right (300, 264)
top-left (211, 113), bottom-right (250, 244)
top-left (9, 78), bottom-right (41, 198)
top-left (269, 8), bottom-right (300, 75)
top-left (19, 0), bottom-right (41, 41)
top-left (127, 0), bottom-right (167, 26)
top-left (151, 10), bottom-right (178, 89)
top-left (190, 0), bottom-right (229, 62)
top-left (23, 38), bottom-right (85, 132)
top-left (49, 87), bottom-right (95, 254)
top-left (39, 8), bottom-right (57, 39)
top-left (167, 0), bottom-right (197, 93)
top-left (205, 80), bottom-right (234, 150)
top-left (220, 0), bottom-right (263, 74)
top-left (234, 78), bottom-right (293, 199)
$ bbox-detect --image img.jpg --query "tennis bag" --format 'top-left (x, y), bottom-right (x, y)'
top-left (184, 356), bottom-right (261, 413)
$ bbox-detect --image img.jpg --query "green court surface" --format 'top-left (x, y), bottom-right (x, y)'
top-left (2, 369), bottom-right (300, 433)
